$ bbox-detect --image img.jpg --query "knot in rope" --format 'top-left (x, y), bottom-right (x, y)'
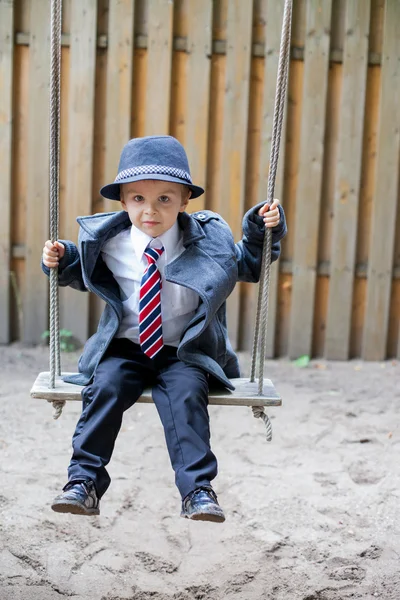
top-left (252, 406), bottom-right (273, 442)
top-left (47, 399), bottom-right (66, 420)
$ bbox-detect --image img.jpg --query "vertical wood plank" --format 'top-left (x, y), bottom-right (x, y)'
top-left (288, 0), bottom-right (332, 359)
top-left (103, 0), bottom-right (135, 213)
top-left (206, 53), bottom-right (225, 211)
top-left (259, 0), bottom-right (288, 358)
top-left (24, 0), bottom-right (50, 344)
top-left (353, 60), bottom-right (381, 356)
top-left (89, 37), bottom-right (107, 334)
top-left (0, 0), bottom-right (14, 343)
top-left (184, 0), bottom-right (212, 214)
top-left (10, 44), bottom-right (29, 341)
top-left (362, 0), bottom-right (400, 360)
top-left (216, 0), bottom-right (253, 349)
top-left (144, 0), bottom-right (173, 135)
top-left (277, 58), bottom-right (304, 356)
top-left (60, 0), bottom-right (97, 344)
top-left (325, 0), bottom-right (370, 360)
top-left (398, 322), bottom-right (400, 360)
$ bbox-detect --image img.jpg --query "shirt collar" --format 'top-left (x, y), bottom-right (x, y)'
top-left (130, 220), bottom-right (181, 262)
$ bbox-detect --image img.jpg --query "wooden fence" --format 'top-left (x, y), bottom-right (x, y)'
top-left (1, 0), bottom-right (400, 361)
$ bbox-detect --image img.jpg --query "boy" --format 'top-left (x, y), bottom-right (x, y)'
top-left (42, 135), bottom-right (287, 523)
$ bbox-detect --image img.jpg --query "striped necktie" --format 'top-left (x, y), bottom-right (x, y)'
top-left (139, 246), bottom-right (164, 358)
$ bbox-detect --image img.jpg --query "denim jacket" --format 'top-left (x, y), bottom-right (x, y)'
top-left (42, 203), bottom-right (287, 390)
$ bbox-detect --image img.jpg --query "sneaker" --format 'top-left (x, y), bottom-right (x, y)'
top-left (51, 480), bottom-right (100, 516)
top-left (181, 487), bottom-right (225, 523)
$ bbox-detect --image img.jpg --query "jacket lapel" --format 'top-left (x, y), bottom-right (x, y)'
top-left (78, 211), bottom-right (131, 280)
top-left (166, 224), bottom-right (235, 326)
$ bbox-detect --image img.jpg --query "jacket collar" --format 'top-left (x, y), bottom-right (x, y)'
top-left (76, 210), bottom-right (205, 246)
top-left (130, 220), bottom-right (181, 263)
top-left (178, 211), bottom-right (205, 246)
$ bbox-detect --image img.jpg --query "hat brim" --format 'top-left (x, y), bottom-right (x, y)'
top-left (100, 174), bottom-right (204, 201)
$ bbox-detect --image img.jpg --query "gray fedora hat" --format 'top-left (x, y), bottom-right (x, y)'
top-left (100, 135), bottom-right (204, 200)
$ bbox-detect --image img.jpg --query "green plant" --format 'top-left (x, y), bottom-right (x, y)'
top-left (41, 328), bottom-right (77, 352)
top-left (293, 354), bottom-right (310, 368)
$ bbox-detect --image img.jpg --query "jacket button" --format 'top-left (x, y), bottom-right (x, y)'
top-left (197, 213), bottom-right (205, 219)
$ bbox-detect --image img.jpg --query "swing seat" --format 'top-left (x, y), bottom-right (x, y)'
top-left (30, 372), bottom-right (282, 407)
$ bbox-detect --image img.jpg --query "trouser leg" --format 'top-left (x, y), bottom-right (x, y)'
top-left (68, 340), bottom-right (151, 497)
top-left (152, 351), bottom-right (218, 499)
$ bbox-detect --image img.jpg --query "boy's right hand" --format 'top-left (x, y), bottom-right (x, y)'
top-left (43, 240), bottom-right (65, 268)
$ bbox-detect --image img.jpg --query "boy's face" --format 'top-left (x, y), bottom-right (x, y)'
top-left (120, 179), bottom-right (190, 237)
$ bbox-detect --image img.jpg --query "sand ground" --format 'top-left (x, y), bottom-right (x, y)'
top-left (0, 344), bottom-right (399, 600)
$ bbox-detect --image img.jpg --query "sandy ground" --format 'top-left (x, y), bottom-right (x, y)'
top-left (0, 344), bottom-right (399, 600)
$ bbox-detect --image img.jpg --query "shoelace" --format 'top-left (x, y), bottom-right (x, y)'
top-left (190, 487), bottom-right (218, 503)
top-left (65, 480), bottom-right (91, 494)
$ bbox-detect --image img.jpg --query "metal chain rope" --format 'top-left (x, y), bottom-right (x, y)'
top-left (250, 0), bottom-right (293, 440)
top-left (48, 0), bottom-right (64, 419)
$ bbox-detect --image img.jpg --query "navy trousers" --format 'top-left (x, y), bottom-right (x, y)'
top-left (67, 338), bottom-right (218, 499)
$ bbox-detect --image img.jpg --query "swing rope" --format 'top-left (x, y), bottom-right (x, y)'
top-left (46, 0), bottom-right (293, 426)
top-left (250, 0), bottom-right (293, 441)
top-left (48, 0), bottom-right (64, 419)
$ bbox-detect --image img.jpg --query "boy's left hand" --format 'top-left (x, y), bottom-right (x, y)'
top-left (258, 199), bottom-right (281, 229)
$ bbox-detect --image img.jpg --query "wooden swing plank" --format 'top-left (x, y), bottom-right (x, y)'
top-left (30, 372), bottom-right (282, 407)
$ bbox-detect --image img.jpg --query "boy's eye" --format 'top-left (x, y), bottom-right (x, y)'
top-left (159, 196), bottom-right (170, 203)
top-left (134, 195), bottom-right (144, 202)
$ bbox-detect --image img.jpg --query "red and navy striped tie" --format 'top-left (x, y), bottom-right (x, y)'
top-left (139, 246), bottom-right (164, 358)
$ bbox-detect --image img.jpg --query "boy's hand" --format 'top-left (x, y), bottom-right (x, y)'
top-left (258, 199), bottom-right (281, 229)
top-left (43, 240), bottom-right (65, 268)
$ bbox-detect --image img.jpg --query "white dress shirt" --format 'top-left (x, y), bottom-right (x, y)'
top-left (101, 220), bottom-right (199, 347)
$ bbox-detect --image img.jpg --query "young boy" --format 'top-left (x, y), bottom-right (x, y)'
top-left (42, 135), bottom-right (287, 523)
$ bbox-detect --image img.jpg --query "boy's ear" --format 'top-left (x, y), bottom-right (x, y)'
top-left (180, 187), bottom-right (191, 211)
top-left (120, 187), bottom-right (127, 211)
top-left (180, 196), bottom-right (190, 211)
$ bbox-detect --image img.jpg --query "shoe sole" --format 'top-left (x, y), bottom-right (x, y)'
top-left (181, 512), bottom-right (225, 523)
top-left (51, 501), bottom-right (100, 516)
